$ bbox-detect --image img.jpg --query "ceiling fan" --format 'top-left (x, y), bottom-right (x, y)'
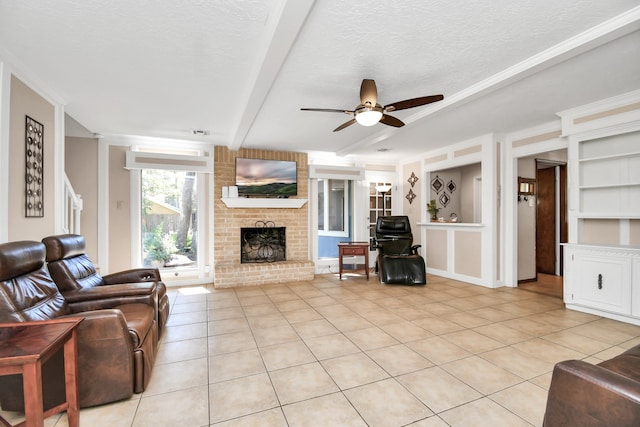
top-left (301, 79), bottom-right (444, 132)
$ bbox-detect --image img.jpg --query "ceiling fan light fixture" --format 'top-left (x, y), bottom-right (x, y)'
top-left (355, 106), bottom-right (383, 126)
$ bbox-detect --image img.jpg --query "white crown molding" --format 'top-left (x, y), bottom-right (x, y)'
top-left (0, 48), bottom-right (66, 106)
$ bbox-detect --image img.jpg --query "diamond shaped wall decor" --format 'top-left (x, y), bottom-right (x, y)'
top-left (431, 175), bottom-right (443, 194)
top-left (405, 188), bottom-right (416, 204)
top-left (407, 172), bottom-right (419, 188)
top-left (439, 192), bottom-right (450, 207)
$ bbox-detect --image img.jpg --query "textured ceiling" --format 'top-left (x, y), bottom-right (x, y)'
top-left (1, 0), bottom-right (639, 161)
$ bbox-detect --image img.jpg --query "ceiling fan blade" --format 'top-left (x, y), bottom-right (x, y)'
top-left (301, 108), bottom-right (353, 114)
top-left (333, 118), bottom-right (357, 132)
top-left (380, 114), bottom-right (405, 128)
top-left (360, 79), bottom-right (378, 107)
top-left (385, 94), bottom-right (444, 112)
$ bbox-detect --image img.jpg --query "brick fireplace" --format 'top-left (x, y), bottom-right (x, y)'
top-left (213, 147), bottom-right (314, 287)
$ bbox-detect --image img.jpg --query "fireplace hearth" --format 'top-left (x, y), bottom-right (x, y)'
top-left (241, 222), bottom-right (286, 263)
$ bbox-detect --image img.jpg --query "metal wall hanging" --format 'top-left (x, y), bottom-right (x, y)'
top-left (430, 175), bottom-right (443, 194)
top-left (439, 191), bottom-right (450, 208)
top-left (405, 188), bottom-right (416, 204)
top-left (25, 116), bottom-right (44, 217)
top-left (447, 180), bottom-right (456, 193)
top-left (407, 172), bottom-right (419, 188)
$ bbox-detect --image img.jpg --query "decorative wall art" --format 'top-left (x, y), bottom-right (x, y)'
top-left (431, 175), bottom-right (443, 194)
top-left (405, 188), bottom-right (416, 204)
top-left (407, 172), bottom-right (419, 188)
top-left (439, 191), bottom-right (450, 208)
top-left (447, 180), bottom-right (456, 193)
top-left (25, 116), bottom-right (44, 217)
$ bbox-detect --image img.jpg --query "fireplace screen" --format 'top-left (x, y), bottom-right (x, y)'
top-left (241, 223), bottom-right (286, 263)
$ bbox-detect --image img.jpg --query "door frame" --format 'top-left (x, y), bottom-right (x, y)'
top-left (503, 124), bottom-right (568, 287)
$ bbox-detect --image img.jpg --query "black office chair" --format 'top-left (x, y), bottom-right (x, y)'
top-left (372, 216), bottom-right (426, 285)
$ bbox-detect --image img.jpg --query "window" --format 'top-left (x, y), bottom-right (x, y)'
top-left (369, 181), bottom-right (392, 240)
top-left (141, 169), bottom-right (198, 270)
top-left (317, 179), bottom-right (349, 237)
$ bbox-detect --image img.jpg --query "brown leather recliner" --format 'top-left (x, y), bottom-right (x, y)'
top-left (42, 234), bottom-right (170, 336)
top-left (0, 240), bottom-right (157, 410)
top-left (543, 344), bottom-right (640, 426)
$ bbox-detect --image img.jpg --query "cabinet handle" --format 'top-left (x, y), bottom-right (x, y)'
top-left (598, 273), bottom-right (603, 290)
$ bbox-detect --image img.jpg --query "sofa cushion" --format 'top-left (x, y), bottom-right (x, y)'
top-left (598, 353), bottom-right (640, 383)
top-left (116, 303), bottom-right (155, 349)
top-left (42, 234), bottom-right (86, 262)
top-left (0, 241), bottom-right (69, 322)
top-left (0, 240), bottom-right (47, 280)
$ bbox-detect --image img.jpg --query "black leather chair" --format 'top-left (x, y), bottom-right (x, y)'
top-left (372, 216), bottom-right (426, 285)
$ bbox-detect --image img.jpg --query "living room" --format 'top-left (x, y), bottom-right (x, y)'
top-left (1, 2), bottom-right (640, 426)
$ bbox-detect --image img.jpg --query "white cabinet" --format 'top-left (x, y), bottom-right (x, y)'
top-left (564, 244), bottom-right (640, 324)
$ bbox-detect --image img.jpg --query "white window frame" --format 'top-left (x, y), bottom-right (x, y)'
top-left (317, 179), bottom-right (349, 238)
top-left (127, 146), bottom-right (212, 284)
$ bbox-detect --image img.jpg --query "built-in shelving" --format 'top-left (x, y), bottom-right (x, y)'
top-left (577, 131), bottom-right (640, 218)
top-left (220, 198), bottom-right (307, 209)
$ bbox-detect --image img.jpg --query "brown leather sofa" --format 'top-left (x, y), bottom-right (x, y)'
top-left (0, 240), bottom-right (158, 410)
top-left (543, 344), bottom-right (640, 426)
top-left (42, 234), bottom-right (170, 336)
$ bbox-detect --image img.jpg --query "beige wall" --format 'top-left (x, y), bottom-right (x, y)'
top-left (428, 169), bottom-right (460, 220)
top-left (517, 157), bottom-right (536, 281)
top-left (580, 219), bottom-right (621, 246)
top-left (402, 161), bottom-right (422, 246)
top-left (108, 145), bottom-right (132, 271)
top-left (460, 162), bottom-right (481, 223)
top-left (8, 75), bottom-right (56, 241)
top-left (66, 136), bottom-right (99, 261)
top-left (631, 220), bottom-right (640, 245)
top-left (425, 229), bottom-right (447, 271)
top-left (454, 230), bottom-right (482, 278)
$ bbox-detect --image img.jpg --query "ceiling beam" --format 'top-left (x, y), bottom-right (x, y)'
top-left (228, 0), bottom-right (315, 151)
top-left (337, 5), bottom-right (640, 157)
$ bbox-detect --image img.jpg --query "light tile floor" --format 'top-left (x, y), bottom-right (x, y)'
top-left (4, 273), bottom-right (640, 426)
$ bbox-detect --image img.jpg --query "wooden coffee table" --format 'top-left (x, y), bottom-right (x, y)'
top-left (0, 318), bottom-right (83, 427)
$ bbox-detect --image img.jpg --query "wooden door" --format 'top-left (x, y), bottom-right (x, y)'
top-left (559, 164), bottom-right (568, 273)
top-left (536, 167), bottom-right (556, 274)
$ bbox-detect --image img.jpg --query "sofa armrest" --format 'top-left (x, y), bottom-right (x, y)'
top-left (544, 360), bottom-right (640, 427)
top-left (102, 268), bottom-right (161, 285)
top-left (59, 309), bottom-right (135, 407)
top-left (63, 282), bottom-right (157, 312)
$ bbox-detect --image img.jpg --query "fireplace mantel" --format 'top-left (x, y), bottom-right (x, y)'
top-left (221, 198), bottom-right (307, 209)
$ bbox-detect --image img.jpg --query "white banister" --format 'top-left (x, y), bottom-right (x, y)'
top-left (63, 174), bottom-right (83, 234)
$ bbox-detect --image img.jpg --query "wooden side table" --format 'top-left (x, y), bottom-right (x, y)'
top-left (338, 242), bottom-right (370, 280)
top-left (0, 318), bottom-right (83, 427)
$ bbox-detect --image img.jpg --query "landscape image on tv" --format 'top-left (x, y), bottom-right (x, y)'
top-left (235, 158), bottom-right (297, 196)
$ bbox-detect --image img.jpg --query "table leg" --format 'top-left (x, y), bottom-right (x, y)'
top-left (365, 250), bottom-right (369, 280)
top-left (22, 362), bottom-right (44, 427)
top-left (63, 330), bottom-right (80, 427)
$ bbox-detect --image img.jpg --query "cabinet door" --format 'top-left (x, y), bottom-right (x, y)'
top-left (632, 256), bottom-right (640, 318)
top-left (572, 253), bottom-right (632, 315)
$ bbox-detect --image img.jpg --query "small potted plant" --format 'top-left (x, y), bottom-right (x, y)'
top-left (427, 199), bottom-right (440, 221)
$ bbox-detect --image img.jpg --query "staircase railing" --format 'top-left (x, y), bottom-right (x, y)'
top-left (63, 174), bottom-right (83, 234)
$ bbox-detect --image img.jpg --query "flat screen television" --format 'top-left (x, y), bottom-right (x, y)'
top-left (235, 158), bottom-right (297, 197)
